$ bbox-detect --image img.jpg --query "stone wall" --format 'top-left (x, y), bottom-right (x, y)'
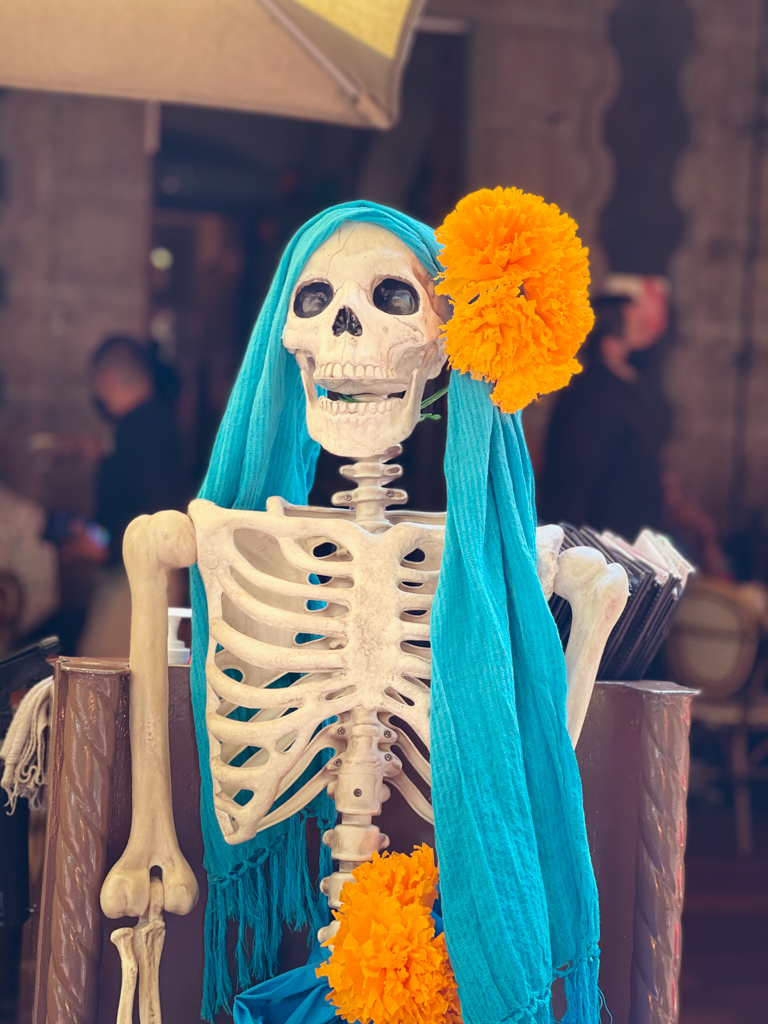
top-left (432, 0), bottom-right (768, 535)
top-left (668, 0), bottom-right (768, 530)
top-left (458, 0), bottom-right (619, 286)
top-left (0, 92), bottom-right (151, 514)
top-left (4, 8), bottom-right (766, 537)
top-left (430, 0), bottom-right (619, 467)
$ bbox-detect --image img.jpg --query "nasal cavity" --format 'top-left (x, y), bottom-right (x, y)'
top-left (332, 306), bottom-right (363, 337)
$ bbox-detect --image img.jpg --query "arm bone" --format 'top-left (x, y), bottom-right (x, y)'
top-left (101, 511), bottom-right (199, 920)
top-left (555, 546), bottom-right (629, 746)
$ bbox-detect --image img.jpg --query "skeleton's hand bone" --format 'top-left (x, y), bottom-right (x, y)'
top-left (536, 524), bottom-right (565, 599)
top-left (554, 546), bottom-right (629, 745)
top-left (101, 511), bottom-right (199, 919)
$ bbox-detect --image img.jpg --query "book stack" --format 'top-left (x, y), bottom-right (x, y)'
top-left (549, 526), bottom-right (694, 681)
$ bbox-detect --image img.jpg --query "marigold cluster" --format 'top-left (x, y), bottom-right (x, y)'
top-left (435, 186), bottom-right (594, 413)
top-left (316, 845), bottom-right (461, 1024)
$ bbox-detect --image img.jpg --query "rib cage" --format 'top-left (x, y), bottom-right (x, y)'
top-left (189, 497), bottom-right (444, 844)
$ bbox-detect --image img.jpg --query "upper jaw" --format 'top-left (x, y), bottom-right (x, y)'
top-left (314, 361), bottom-right (405, 396)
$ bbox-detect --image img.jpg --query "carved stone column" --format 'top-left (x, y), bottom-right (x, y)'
top-left (668, 0), bottom-right (768, 528)
top-left (430, 0), bottom-right (619, 283)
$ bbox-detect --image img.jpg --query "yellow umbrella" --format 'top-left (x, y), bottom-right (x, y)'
top-left (0, 0), bottom-right (424, 127)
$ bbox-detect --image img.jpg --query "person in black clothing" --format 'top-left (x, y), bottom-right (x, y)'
top-left (539, 295), bottom-right (666, 540)
top-left (77, 336), bottom-right (188, 655)
top-left (91, 336), bottom-right (186, 565)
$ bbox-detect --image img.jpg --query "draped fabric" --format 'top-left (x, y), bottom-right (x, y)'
top-left (431, 376), bottom-right (601, 1023)
top-left (190, 201), bottom-right (444, 1020)
top-left (190, 200), bottom-right (601, 1023)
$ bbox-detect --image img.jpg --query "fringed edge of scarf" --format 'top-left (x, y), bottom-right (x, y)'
top-left (202, 810), bottom-right (334, 1022)
top-left (502, 947), bottom-right (605, 1024)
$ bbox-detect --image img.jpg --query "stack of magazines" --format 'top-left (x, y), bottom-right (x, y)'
top-left (549, 526), bottom-right (694, 681)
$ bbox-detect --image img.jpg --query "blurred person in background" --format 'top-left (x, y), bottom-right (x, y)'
top-left (539, 292), bottom-right (667, 539)
top-left (0, 481), bottom-right (59, 653)
top-left (74, 336), bottom-right (188, 656)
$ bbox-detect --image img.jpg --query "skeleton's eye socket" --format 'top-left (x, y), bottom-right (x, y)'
top-left (373, 278), bottom-right (420, 316)
top-left (294, 282), bottom-right (333, 318)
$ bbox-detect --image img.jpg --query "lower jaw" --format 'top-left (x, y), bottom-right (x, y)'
top-left (317, 396), bottom-right (402, 416)
top-left (305, 404), bottom-right (420, 457)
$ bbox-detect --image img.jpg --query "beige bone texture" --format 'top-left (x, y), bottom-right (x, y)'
top-left (554, 546), bottom-right (629, 743)
top-left (189, 453), bottom-right (441, 846)
top-left (101, 511), bottom-right (199, 920)
top-left (110, 877), bottom-right (166, 1024)
top-left (103, 223), bottom-right (629, 1010)
top-left (110, 928), bottom-right (138, 1024)
top-left (282, 222), bottom-right (448, 457)
top-left (134, 878), bottom-right (167, 1024)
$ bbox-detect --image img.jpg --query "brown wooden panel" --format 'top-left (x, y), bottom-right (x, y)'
top-left (577, 680), bottom-right (694, 1024)
top-left (95, 663), bottom-right (208, 1023)
top-left (33, 659), bottom-right (125, 1024)
top-left (33, 664), bottom-right (692, 1024)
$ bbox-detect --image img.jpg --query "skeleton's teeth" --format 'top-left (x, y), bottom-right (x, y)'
top-left (317, 395), bottom-right (401, 416)
top-left (315, 362), bottom-right (396, 380)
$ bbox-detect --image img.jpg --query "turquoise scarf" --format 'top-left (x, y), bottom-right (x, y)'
top-left (432, 376), bottom-right (600, 1023)
top-left (190, 201), bottom-right (601, 1023)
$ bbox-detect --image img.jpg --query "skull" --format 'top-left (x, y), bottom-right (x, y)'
top-left (282, 222), bottom-right (448, 457)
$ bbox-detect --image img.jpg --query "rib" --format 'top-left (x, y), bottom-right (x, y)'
top-left (391, 730), bottom-right (431, 785)
top-left (220, 568), bottom-right (349, 636)
top-left (388, 774), bottom-right (434, 824)
top-left (210, 618), bottom-right (346, 673)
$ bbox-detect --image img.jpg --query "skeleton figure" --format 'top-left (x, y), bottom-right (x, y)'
top-left (100, 222), bottom-right (628, 1018)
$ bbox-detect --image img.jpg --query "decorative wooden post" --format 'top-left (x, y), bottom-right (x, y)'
top-left (576, 680), bottom-right (695, 1024)
top-left (34, 660), bottom-right (123, 1024)
top-left (629, 683), bottom-right (692, 1024)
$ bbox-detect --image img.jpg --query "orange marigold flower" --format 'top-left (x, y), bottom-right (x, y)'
top-left (435, 186), bottom-right (594, 413)
top-left (338, 843), bottom-right (438, 909)
top-left (317, 846), bottom-right (462, 1024)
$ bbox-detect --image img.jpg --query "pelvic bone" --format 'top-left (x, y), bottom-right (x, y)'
top-left (283, 222), bottom-right (448, 457)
